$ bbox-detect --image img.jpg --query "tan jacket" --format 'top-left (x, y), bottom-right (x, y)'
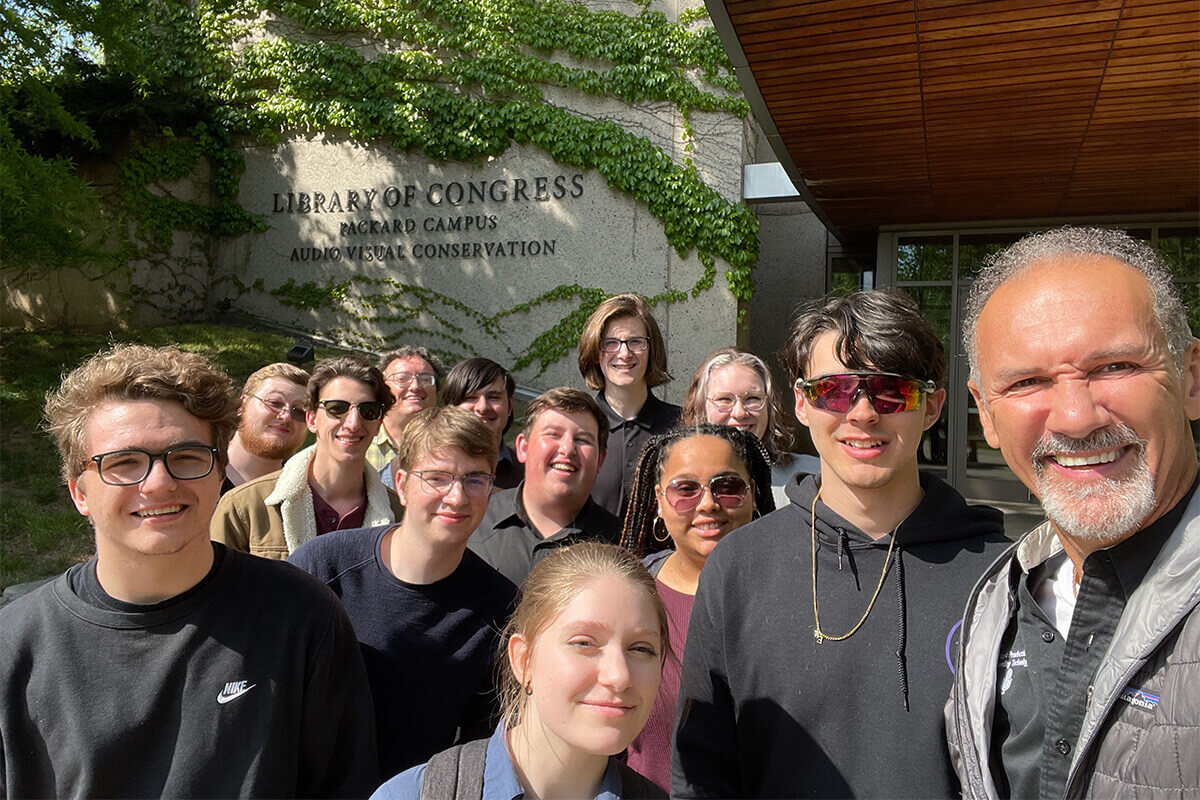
top-left (211, 445), bottom-right (405, 559)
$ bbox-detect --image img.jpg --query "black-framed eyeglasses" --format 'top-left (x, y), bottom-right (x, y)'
top-left (409, 470), bottom-right (495, 498)
top-left (658, 475), bottom-right (750, 512)
top-left (87, 446), bottom-right (219, 486)
top-left (706, 393), bottom-right (766, 413)
top-left (599, 336), bottom-right (650, 354)
top-left (385, 371), bottom-right (436, 388)
top-left (796, 372), bottom-right (935, 415)
top-left (247, 393), bottom-right (306, 422)
top-left (317, 399), bottom-right (386, 421)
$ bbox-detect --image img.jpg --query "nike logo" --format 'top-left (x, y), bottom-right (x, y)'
top-left (217, 680), bottom-right (257, 704)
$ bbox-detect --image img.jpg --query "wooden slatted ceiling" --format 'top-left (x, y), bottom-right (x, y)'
top-left (722, 0), bottom-right (1199, 239)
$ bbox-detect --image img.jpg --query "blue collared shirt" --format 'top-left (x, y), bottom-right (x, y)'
top-left (371, 724), bottom-right (625, 800)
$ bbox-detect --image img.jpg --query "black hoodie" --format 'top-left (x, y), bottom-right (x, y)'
top-left (671, 473), bottom-right (1009, 799)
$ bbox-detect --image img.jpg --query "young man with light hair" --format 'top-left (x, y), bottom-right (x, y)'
top-left (290, 406), bottom-right (517, 778)
top-left (0, 345), bottom-right (377, 797)
top-left (223, 362), bottom-right (310, 493)
top-left (468, 387), bottom-right (621, 586)
top-left (947, 227), bottom-right (1200, 799)
top-left (673, 290), bottom-right (1008, 798)
top-left (368, 346), bottom-right (442, 486)
top-left (212, 355), bottom-right (404, 559)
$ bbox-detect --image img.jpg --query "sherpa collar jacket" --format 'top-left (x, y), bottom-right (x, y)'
top-left (210, 444), bottom-right (404, 559)
top-left (945, 485), bottom-right (1200, 799)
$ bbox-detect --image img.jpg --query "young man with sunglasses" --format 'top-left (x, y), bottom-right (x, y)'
top-left (468, 388), bottom-right (621, 585)
top-left (0, 345), bottom-right (377, 797)
top-left (212, 356), bottom-right (405, 559)
top-left (223, 362), bottom-right (310, 493)
top-left (289, 406), bottom-right (517, 777)
top-left (368, 347), bottom-right (442, 487)
top-left (673, 290), bottom-right (1008, 799)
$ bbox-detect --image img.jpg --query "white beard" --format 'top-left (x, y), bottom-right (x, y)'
top-left (1032, 424), bottom-right (1155, 542)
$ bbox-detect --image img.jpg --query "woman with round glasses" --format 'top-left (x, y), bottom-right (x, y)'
top-left (682, 347), bottom-right (819, 507)
top-left (577, 294), bottom-right (681, 518)
top-left (289, 406), bottom-right (519, 779)
top-left (618, 424), bottom-right (774, 792)
top-left (372, 543), bottom-right (669, 799)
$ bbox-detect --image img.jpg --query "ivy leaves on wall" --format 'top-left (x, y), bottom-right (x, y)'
top-left (114, 0), bottom-right (759, 372)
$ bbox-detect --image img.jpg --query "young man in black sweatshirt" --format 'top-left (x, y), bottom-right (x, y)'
top-left (0, 344), bottom-right (378, 798)
top-left (672, 290), bottom-right (1010, 799)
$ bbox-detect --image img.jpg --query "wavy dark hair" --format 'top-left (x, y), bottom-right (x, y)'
top-left (620, 424), bottom-right (775, 558)
top-left (443, 357), bottom-right (516, 434)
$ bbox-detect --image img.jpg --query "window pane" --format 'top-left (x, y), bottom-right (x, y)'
top-left (958, 232), bottom-right (1023, 280)
top-left (897, 236), bottom-right (953, 282)
top-left (898, 286), bottom-right (950, 471)
top-left (1158, 227), bottom-right (1200, 281)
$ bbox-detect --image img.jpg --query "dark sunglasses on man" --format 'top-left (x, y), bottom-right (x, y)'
top-left (316, 399), bottom-right (386, 421)
top-left (796, 372), bottom-right (936, 415)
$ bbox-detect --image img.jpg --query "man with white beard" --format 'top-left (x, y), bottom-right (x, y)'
top-left (223, 363), bottom-right (310, 493)
top-left (946, 227), bottom-right (1200, 800)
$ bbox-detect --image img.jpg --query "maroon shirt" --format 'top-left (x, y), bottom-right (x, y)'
top-left (311, 484), bottom-right (367, 534)
top-left (626, 578), bottom-right (693, 792)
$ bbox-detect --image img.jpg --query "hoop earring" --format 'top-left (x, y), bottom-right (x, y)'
top-left (653, 517), bottom-right (671, 543)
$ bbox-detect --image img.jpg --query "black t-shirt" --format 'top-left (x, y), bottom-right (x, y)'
top-left (288, 525), bottom-right (518, 777)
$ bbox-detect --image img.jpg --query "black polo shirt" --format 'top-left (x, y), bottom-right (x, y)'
top-left (494, 444), bottom-right (524, 492)
top-left (467, 483), bottom-right (622, 585)
top-left (590, 391), bottom-right (680, 519)
top-left (990, 476), bottom-right (1198, 798)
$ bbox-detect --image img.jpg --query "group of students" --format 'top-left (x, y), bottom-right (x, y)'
top-left (2, 226), bottom-right (1198, 799)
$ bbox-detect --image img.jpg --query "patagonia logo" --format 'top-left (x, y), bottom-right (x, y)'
top-left (1118, 687), bottom-right (1160, 711)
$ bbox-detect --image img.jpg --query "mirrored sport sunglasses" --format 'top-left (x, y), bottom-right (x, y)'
top-left (796, 371), bottom-right (935, 415)
top-left (317, 399), bottom-right (386, 421)
top-left (659, 475), bottom-right (751, 513)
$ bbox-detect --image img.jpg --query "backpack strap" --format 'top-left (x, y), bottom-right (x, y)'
top-left (419, 738), bottom-right (489, 800)
top-left (617, 761), bottom-right (669, 799)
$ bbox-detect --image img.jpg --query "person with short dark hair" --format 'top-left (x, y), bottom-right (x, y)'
top-left (290, 406), bottom-right (517, 777)
top-left (947, 227), bottom-right (1200, 800)
top-left (577, 294), bottom-right (680, 518)
top-left (212, 355), bottom-right (404, 559)
top-left (0, 345), bottom-right (378, 797)
top-left (369, 347), bottom-right (442, 485)
top-left (443, 357), bottom-right (524, 490)
top-left (224, 362), bottom-right (310, 493)
top-left (468, 388), bottom-right (621, 585)
top-left (673, 290), bottom-right (1009, 799)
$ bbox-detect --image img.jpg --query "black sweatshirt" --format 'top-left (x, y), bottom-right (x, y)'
top-left (671, 473), bottom-right (1010, 799)
top-left (0, 544), bottom-right (379, 798)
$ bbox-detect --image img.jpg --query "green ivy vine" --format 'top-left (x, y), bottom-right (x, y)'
top-left (107, 0), bottom-right (759, 373)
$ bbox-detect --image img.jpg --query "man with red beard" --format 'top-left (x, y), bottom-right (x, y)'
top-left (223, 363), bottom-right (310, 493)
top-left (212, 356), bottom-right (405, 559)
top-left (947, 227), bottom-right (1200, 799)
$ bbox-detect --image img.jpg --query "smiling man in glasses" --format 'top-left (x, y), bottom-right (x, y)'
top-left (223, 362), bottom-right (310, 493)
top-left (368, 346), bottom-right (442, 487)
top-left (0, 345), bottom-right (377, 797)
top-left (213, 356), bottom-right (405, 559)
top-left (289, 406), bottom-right (517, 778)
top-left (673, 290), bottom-right (1009, 799)
top-left (467, 388), bottom-right (621, 586)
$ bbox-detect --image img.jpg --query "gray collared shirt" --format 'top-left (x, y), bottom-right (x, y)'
top-left (467, 483), bottom-right (621, 585)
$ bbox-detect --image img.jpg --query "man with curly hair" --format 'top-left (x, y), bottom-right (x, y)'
top-left (0, 345), bottom-right (378, 797)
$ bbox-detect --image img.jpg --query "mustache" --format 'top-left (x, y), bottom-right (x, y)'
top-left (1031, 423), bottom-right (1144, 466)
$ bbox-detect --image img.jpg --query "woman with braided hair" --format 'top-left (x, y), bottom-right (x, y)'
top-left (618, 424), bottom-right (774, 792)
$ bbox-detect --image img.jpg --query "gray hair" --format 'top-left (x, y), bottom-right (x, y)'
top-left (378, 346), bottom-right (444, 379)
top-left (964, 226), bottom-right (1193, 388)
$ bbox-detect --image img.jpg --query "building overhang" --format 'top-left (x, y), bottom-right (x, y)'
top-left (708, 0), bottom-right (1200, 244)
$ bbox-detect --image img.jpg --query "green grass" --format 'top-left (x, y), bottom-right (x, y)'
top-left (0, 324), bottom-right (336, 591)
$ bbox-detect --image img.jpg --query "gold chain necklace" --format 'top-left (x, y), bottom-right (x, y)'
top-left (811, 486), bottom-right (899, 644)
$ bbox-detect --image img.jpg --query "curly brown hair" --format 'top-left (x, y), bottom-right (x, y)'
top-left (44, 344), bottom-right (239, 483)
